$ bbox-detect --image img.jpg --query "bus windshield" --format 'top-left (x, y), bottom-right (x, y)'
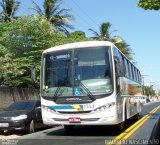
top-left (42, 46), bottom-right (113, 98)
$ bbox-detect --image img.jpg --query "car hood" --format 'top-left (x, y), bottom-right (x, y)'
top-left (0, 110), bottom-right (31, 117)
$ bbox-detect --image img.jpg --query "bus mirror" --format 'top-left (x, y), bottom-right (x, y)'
top-left (31, 65), bottom-right (36, 83)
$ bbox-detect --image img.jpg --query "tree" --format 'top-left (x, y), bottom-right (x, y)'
top-left (68, 31), bottom-right (88, 42)
top-left (89, 22), bottom-right (133, 60)
top-left (89, 22), bottom-right (113, 41)
top-left (0, 15), bottom-right (66, 87)
top-left (143, 85), bottom-right (156, 97)
top-left (30, 0), bottom-right (74, 35)
top-left (0, 15), bottom-right (89, 88)
top-left (113, 38), bottom-right (133, 60)
top-left (138, 0), bottom-right (160, 10)
top-left (0, 0), bottom-right (20, 22)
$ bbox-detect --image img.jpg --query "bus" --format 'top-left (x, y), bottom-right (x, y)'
top-left (40, 41), bottom-right (142, 131)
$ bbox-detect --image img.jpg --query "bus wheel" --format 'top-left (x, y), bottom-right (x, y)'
top-left (134, 113), bottom-right (140, 121)
top-left (118, 122), bottom-right (125, 131)
top-left (118, 105), bottom-right (127, 131)
top-left (64, 125), bottom-right (75, 132)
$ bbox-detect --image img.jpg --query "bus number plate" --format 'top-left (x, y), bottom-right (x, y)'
top-left (69, 117), bottom-right (81, 123)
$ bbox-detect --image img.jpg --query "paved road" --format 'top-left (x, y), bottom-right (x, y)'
top-left (1, 101), bottom-right (160, 145)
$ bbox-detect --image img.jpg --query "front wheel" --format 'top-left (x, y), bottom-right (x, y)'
top-left (28, 120), bottom-right (35, 133)
top-left (118, 122), bottom-right (125, 131)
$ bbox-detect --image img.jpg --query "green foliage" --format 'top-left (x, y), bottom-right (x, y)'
top-left (0, 15), bottom-right (88, 88)
top-left (89, 21), bottom-right (133, 60)
top-left (30, 0), bottom-right (74, 35)
top-left (67, 31), bottom-right (88, 42)
top-left (138, 0), bottom-right (160, 10)
top-left (0, 15), bottom-right (65, 87)
top-left (114, 39), bottom-right (133, 60)
top-left (0, 0), bottom-right (20, 22)
top-left (89, 22), bottom-right (112, 41)
top-left (143, 85), bottom-right (156, 96)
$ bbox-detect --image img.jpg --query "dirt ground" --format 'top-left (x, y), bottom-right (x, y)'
top-left (0, 134), bottom-right (20, 139)
top-left (0, 131), bottom-right (25, 140)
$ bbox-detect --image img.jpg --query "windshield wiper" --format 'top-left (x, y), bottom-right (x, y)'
top-left (78, 81), bottom-right (96, 101)
top-left (52, 78), bottom-right (70, 102)
top-left (52, 86), bottom-right (66, 102)
top-left (52, 86), bottom-right (61, 101)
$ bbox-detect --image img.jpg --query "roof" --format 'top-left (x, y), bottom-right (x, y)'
top-left (43, 41), bottom-right (116, 54)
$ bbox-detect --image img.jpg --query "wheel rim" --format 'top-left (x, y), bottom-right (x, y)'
top-left (29, 120), bottom-right (35, 133)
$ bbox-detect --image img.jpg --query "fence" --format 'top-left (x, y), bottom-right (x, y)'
top-left (0, 86), bottom-right (39, 110)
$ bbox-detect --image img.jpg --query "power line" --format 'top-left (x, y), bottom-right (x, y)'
top-left (71, 0), bottom-right (99, 28)
top-left (15, 1), bottom-right (32, 16)
top-left (63, 1), bottom-right (93, 31)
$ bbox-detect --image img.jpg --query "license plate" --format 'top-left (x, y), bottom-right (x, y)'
top-left (0, 123), bottom-right (9, 127)
top-left (69, 117), bottom-right (81, 123)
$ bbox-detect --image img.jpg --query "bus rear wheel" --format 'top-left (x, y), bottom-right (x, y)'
top-left (134, 113), bottom-right (140, 121)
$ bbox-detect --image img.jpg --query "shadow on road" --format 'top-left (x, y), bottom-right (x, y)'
top-left (44, 116), bottom-right (139, 137)
top-left (149, 117), bottom-right (160, 144)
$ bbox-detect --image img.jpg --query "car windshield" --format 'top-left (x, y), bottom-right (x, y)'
top-left (42, 46), bottom-right (113, 98)
top-left (6, 101), bottom-right (35, 111)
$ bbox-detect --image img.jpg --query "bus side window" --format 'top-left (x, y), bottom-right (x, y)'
top-left (114, 59), bottom-right (120, 94)
top-left (114, 59), bottom-right (119, 77)
top-left (124, 58), bottom-right (129, 78)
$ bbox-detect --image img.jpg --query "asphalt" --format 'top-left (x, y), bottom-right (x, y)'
top-left (0, 101), bottom-right (160, 145)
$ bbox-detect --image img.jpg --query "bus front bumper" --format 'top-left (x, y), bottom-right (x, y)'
top-left (42, 109), bottom-right (122, 126)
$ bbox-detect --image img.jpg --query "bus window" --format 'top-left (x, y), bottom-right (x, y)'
top-left (124, 58), bottom-right (129, 78)
top-left (42, 46), bottom-right (113, 97)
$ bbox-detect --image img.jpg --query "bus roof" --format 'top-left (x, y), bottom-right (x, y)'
top-left (42, 40), bottom-right (139, 72)
top-left (43, 41), bottom-right (116, 54)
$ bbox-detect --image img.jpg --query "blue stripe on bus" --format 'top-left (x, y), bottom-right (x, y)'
top-left (48, 105), bottom-right (84, 110)
top-left (49, 105), bottom-right (73, 110)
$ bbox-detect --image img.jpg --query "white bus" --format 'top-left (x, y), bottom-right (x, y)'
top-left (40, 41), bottom-right (142, 131)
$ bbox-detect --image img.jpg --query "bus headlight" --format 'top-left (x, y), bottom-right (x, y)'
top-left (94, 102), bottom-right (115, 112)
top-left (42, 105), bottom-right (56, 113)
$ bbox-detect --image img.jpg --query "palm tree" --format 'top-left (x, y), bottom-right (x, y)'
top-left (89, 21), bottom-right (133, 60)
top-left (30, 0), bottom-right (74, 35)
top-left (89, 22), bottom-right (114, 41)
top-left (0, 0), bottom-right (20, 22)
top-left (114, 38), bottom-right (133, 60)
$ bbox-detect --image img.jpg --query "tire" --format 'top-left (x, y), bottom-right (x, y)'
top-left (28, 120), bottom-right (35, 133)
top-left (64, 125), bottom-right (75, 132)
top-left (119, 105), bottom-right (127, 131)
top-left (0, 130), bottom-right (3, 134)
top-left (134, 113), bottom-right (140, 121)
top-left (118, 122), bottom-right (125, 131)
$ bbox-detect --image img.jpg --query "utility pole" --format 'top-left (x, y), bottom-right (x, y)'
top-left (141, 70), bottom-right (148, 95)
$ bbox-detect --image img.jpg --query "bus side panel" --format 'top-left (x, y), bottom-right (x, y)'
top-left (120, 77), bottom-right (142, 119)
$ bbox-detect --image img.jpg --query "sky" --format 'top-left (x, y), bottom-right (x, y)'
top-left (1, 0), bottom-right (160, 89)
